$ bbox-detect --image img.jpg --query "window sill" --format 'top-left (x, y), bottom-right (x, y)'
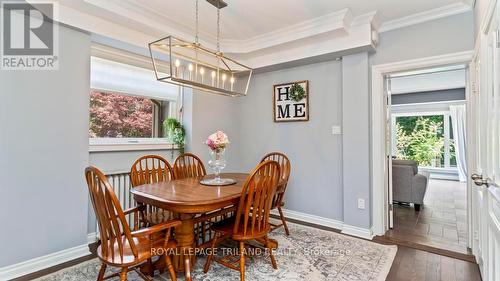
top-left (89, 139), bottom-right (179, 152)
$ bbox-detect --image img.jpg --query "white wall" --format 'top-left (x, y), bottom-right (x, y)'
top-left (474, 0), bottom-right (493, 38)
top-left (390, 69), bottom-right (466, 94)
top-left (0, 25), bottom-right (91, 267)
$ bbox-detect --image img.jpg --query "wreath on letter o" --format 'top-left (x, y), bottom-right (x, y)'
top-left (289, 83), bottom-right (306, 102)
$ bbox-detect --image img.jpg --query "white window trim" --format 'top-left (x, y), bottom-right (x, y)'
top-left (89, 45), bottom-right (182, 153)
top-left (89, 138), bottom-right (177, 152)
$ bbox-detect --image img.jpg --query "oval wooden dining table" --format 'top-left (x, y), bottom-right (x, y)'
top-left (130, 173), bottom-right (249, 281)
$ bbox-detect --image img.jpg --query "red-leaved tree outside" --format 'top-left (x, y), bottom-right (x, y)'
top-left (89, 91), bottom-right (153, 138)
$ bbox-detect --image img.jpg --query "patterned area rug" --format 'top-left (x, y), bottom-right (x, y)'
top-left (36, 222), bottom-right (397, 281)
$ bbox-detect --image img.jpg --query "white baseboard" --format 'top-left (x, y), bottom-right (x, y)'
top-left (0, 243), bottom-right (91, 280)
top-left (272, 208), bottom-right (373, 240)
top-left (87, 232), bottom-right (98, 244)
top-left (341, 224), bottom-right (374, 240)
top-left (271, 208), bottom-right (344, 230)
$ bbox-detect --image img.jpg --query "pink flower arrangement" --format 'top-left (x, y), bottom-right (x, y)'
top-left (205, 130), bottom-right (229, 152)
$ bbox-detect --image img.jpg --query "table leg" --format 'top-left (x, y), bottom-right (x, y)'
top-left (173, 213), bottom-right (196, 281)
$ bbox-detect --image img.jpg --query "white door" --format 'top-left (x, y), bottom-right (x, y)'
top-left (385, 76), bottom-right (394, 229)
top-left (469, 1), bottom-right (500, 279)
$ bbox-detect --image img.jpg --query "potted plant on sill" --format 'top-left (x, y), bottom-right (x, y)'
top-left (164, 118), bottom-right (185, 156)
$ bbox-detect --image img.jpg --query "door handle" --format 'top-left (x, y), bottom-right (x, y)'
top-left (471, 174), bottom-right (492, 188)
top-left (471, 173), bottom-right (482, 181)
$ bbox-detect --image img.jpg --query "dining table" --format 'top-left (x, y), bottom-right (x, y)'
top-left (131, 172), bottom-right (279, 281)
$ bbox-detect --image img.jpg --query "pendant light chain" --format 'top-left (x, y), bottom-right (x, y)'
top-left (195, 0), bottom-right (199, 44)
top-left (217, 1), bottom-right (221, 53)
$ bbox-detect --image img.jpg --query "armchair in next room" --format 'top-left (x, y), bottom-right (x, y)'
top-left (392, 160), bottom-right (429, 211)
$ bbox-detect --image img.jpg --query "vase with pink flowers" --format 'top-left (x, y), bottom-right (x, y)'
top-left (201, 130), bottom-right (235, 185)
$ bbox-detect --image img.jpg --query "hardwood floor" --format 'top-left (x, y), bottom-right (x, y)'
top-left (14, 222), bottom-right (483, 281)
top-left (386, 246), bottom-right (481, 281)
top-left (385, 179), bottom-right (470, 255)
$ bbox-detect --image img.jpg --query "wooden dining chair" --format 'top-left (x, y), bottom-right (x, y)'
top-left (203, 160), bottom-right (281, 281)
top-left (85, 166), bottom-right (181, 281)
top-left (130, 155), bottom-right (174, 226)
top-left (261, 152), bottom-right (291, 235)
top-left (173, 153), bottom-right (207, 179)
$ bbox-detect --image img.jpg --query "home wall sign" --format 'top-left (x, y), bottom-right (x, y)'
top-left (273, 80), bottom-right (309, 122)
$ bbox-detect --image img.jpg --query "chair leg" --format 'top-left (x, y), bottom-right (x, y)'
top-left (165, 254), bottom-right (177, 281)
top-left (97, 264), bottom-right (107, 281)
top-left (265, 236), bottom-right (278, 269)
top-left (120, 268), bottom-right (128, 281)
top-left (277, 206), bottom-right (290, 236)
top-left (148, 258), bottom-right (154, 277)
top-left (203, 232), bottom-right (219, 273)
top-left (239, 241), bottom-right (246, 281)
top-left (184, 256), bottom-right (192, 281)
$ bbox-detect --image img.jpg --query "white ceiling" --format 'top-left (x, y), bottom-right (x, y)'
top-left (64, 0), bottom-right (471, 41)
top-left (48, 0), bottom-right (472, 68)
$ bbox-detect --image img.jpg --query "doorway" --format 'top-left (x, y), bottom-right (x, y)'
top-left (384, 66), bottom-right (470, 255)
top-left (372, 52), bottom-right (472, 259)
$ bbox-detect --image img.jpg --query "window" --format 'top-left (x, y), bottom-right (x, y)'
top-left (89, 91), bottom-right (170, 138)
top-left (392, 112), bottom-right (456, 169)
top-left (89, 50), bottom-right (180, 152)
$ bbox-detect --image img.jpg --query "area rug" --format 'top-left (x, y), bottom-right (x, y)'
top-left (36, 222), bottom-right (397, 281)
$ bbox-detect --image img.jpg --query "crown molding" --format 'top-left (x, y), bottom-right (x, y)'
top-left (223, 8), bottom-right (354, 53)
top-left (83, 0), bottom-right (217, 49)
top-left (75, 1), bottom-right (377, 54)
top-left (378, 2), bottom-right (472, 33)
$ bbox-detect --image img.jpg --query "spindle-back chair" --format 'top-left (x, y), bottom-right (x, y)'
top-left (85, 166), bottom-right (180, 281)
top-left (260, 152), bottom-right (291, 235)
top-left (130, 155), bottom-right (174, 225)
top-left (203, 160), bottom-right (280, 281)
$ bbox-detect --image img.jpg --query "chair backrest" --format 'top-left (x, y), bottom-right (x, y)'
top-left (173, 153), bottom-right (207, 179)
top-left (233, 160), bottom-right (280, 238)
top-left (261, 152), bottom-right (291, 186)
top-left (392, 159), bottom-right (418, 175)
top-left (130, 155), bottom-right (173, 187)
top-left (85, 166), bottom-right (137, 261)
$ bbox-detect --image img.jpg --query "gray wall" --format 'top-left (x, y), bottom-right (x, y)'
top-left (342, 53), bottom-right (371, 228)
top-left (0, 25), bottom-right (91, 266)
top-left (371, 12), bottom-right (474, 65)
top-left (238, 60), bottom-right (344, 221)
top-left (87, 149), bottom-right (181, 234)
top-left (184, 89), bottom-right (243, 173)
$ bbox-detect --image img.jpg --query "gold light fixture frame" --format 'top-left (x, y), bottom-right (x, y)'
top-left (148, 0), bottom-right (252, 97)
top-left (148, 36), bottom-right (252, 97)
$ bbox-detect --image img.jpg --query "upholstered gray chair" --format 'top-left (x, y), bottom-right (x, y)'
top-left (392, 160), bottom-right (429, 211)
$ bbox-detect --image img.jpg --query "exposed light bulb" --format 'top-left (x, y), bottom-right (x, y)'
top-left (230, 76), bottom-right (235, 91)
top-left (188, 64), bottom-right (194, 71)
top-left (222, 73), bottom-right (227, 81)
top-left (211, 71), bottom-right (216, 86)
top-left (199, 67), bottom-right (205, 83)
top-left (175, 59), bottom-right (180, 67)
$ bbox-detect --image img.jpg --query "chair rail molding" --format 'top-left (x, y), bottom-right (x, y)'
top-left (0, 244), bottom-right (91, 281)
top-left (371, 50), bottom-right (474, 237)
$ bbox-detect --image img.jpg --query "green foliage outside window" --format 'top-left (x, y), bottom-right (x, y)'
top-left (395, 116), bottom-right (445, 167)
